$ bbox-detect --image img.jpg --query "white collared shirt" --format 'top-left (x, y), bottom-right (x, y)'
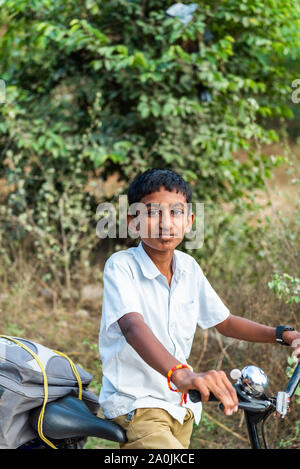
top-left (98, 241), bottom-right (230, 424)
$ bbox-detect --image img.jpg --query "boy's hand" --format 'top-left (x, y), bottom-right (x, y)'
top-left (172, 368), bottom-right (239, 416)
top-left (282, 330), bottom-right (300, 358)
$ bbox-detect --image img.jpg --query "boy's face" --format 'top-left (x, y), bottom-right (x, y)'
top-left (127, 187), bottom-right (194, 252)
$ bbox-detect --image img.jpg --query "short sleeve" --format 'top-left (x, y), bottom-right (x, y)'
top-left (101, 258), bottom-right (143, 332)
top-left (196, 267), bottom-right (230, 329)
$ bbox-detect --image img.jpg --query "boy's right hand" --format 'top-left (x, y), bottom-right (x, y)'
top-left (172, 368), bottom-right (239, 416)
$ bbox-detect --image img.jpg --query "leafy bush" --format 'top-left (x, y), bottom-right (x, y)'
top-left (1, 0), bottom-right (300, 284)
top-left (268, 273), bottom-right (300, 304)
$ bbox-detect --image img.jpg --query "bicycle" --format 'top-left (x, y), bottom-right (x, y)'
top-left (18, 360), bottom-right (300, 449)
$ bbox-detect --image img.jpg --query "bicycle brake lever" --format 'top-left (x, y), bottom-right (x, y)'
top-left (219, 399), bottom-right (272, 413)
top-left (189, 387), bottom-right (274, 413)
top-left (276, 391), bottom-right (290, 418)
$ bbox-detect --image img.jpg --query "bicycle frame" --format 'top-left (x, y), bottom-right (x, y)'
top-left (244, 404), bottom-right (274, 449)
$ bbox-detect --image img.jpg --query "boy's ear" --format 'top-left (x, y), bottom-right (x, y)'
top-left (127, 213), bottom-right (140, 237)
top-left (127, 213), bottom-right (135, 229)
top-left (126, 214), bottom-right (133, 226)
top-left (184, 212), bottom-right (194, 234)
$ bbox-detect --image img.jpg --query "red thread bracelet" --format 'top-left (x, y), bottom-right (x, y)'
top-left (167, 364), bottom-right (191, 406)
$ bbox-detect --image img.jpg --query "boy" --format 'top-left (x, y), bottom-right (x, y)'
top-left (98, 168), bottom-right (300, 449)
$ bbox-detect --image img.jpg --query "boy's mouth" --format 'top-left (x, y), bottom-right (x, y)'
top-left (158, 232), bottom-right (176, 239)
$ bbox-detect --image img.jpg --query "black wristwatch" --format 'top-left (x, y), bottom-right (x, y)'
top-left (276, 325), bottom-right (295, 346)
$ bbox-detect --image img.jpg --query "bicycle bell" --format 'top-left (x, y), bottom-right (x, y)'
top-left (231, 365), bottom-right (269, 398)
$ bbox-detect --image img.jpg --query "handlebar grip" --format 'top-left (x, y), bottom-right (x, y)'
top-left (188, 390), bottom-right (218, 403)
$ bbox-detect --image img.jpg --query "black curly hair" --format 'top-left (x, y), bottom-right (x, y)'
top-left (127, 168), bottom-right (192, 206)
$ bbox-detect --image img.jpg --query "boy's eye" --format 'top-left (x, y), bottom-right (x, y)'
top-left (171, 209), bottom-right (184, 216)
top-left (147, 209), bottom-right (160, 217)
top-left (147, 209), bottom-right (184, 217)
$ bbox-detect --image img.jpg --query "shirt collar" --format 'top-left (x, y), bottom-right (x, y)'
top-left (135, 241), bottom-right (191, 279)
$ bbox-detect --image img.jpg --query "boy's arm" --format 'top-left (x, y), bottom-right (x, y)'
top-left (215, 314), bottom-right (276, 342)
top-left (216, 314), bottom-right (300, 356)
top-left (118, 312), bottom-right (239, 415)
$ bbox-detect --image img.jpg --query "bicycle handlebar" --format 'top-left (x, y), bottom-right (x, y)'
top-left (188, 388), bottom-right (272, 413)
top-left (188, 360), bottom-right (300, 414)
top-left (188, 390), bottom-right (217, 403)
top-left (285, 361), bottom-right (300, 398)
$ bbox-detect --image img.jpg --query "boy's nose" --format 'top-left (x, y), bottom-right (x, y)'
top-left (159, 210), bottom-right (173, 233)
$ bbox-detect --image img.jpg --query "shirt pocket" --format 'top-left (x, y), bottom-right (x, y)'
top-left (175, 300), bottom-right (198, 358)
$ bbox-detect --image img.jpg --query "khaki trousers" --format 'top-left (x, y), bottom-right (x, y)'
top-left (110, 407), bottom-right (194, 449)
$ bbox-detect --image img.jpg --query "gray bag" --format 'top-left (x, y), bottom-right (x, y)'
top-left (0, 335), bottom-right (100, 449)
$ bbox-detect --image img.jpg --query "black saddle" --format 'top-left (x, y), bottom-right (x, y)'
top-left (30, 395), bottom-right (127, 443)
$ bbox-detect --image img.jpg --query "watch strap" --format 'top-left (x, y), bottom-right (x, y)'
top-left (276, 325), bottom-right (295, 346)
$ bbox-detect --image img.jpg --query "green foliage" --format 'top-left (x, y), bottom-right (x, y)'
top-left (268, 273), bottom-right (300, 304)
top-left (1, 0), bottom-right (300, 282)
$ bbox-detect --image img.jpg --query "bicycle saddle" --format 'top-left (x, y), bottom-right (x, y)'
top-left (29, 395), bottom-right (127, 443)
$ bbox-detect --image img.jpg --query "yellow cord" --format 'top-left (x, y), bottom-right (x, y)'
top-left (0, 335), bottom-right (83, 449)
top-left (52, 350), bottom-right (82, 400)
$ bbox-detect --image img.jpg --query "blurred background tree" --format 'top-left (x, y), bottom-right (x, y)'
top-left (1, 0), bottom-right (300, 286)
